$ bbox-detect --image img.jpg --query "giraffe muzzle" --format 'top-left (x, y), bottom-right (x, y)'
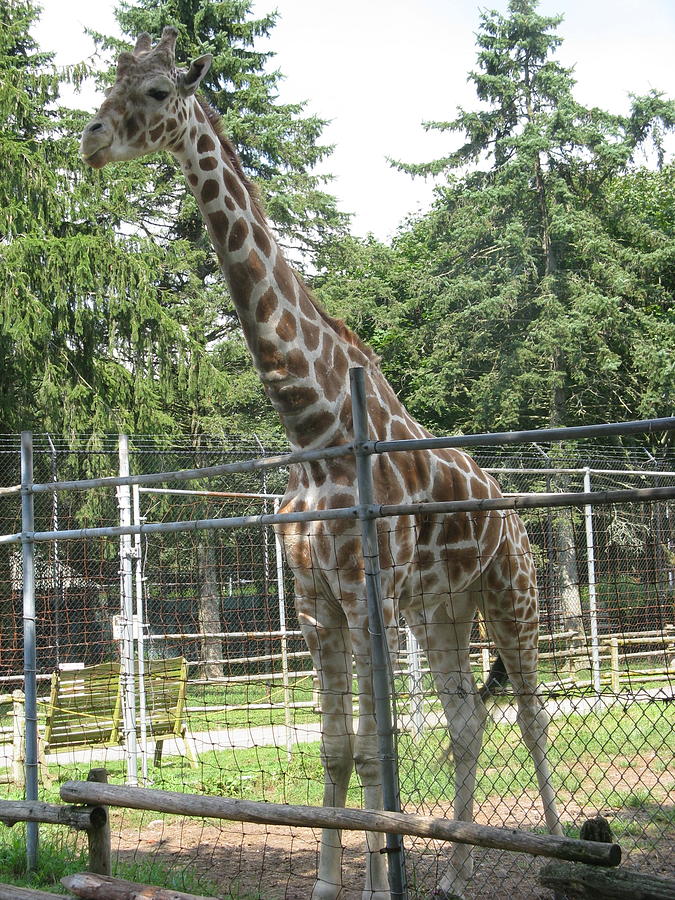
top-left (80, 121), bottom-right (113, 169)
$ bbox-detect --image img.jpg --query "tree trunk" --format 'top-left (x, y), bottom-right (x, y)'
top-left (197, 536), bottom-right (224, 680)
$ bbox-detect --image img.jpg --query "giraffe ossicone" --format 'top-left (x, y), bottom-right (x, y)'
top-left (81, 27), bottom-right (562, 900)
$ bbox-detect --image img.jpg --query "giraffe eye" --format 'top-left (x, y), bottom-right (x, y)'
top-left (147, 88), bottom-right (170, 101)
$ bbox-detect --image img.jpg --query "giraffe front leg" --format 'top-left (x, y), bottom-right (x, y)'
top-left (313, 726), bottom-right (354, 900)
top-left (353, 655), bottom-right (392, 900)
top-left (298, 602), bottom-right (355, 900)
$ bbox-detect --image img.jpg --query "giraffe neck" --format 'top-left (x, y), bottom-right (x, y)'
top-left (173, 99), bottom-right (376, 450)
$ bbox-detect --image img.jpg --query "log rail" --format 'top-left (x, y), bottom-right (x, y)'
top-left (60, 779), bottom-right (621, 868)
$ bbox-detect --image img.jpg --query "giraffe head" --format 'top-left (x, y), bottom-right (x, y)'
top-left (81, 27), bottom-right (212, 169)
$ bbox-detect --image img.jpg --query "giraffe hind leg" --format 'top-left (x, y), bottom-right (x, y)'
top-left (408, 598), bottom-right (487, 900)
top-left (479, 542), bottom-right (563, 837)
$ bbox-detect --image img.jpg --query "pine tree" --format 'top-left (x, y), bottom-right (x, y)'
top-left (0, 0), bottom-right (194, 441)
top-left (388, 0), bottom-right (675, 434)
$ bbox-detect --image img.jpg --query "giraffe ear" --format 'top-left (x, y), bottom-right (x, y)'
top-left (178, 54), bottom-right (212, 96)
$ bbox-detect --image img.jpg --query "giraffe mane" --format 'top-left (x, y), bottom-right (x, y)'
top-left (196, 97), bottom-right (379, 365)
top-left (301, 283), bottom-right (380, 363)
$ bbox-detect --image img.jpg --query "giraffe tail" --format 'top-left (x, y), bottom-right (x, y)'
top-left (478, 653), bottom-right (509, 701)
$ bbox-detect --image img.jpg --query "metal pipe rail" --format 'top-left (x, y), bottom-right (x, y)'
top-left (27, 443), bottom-right (353, 495)
top-left (2, 483), bottom-right (673, 546)
top-left (367, 416), bottom-right (675, 455)
top-left (14, 416), bottom-right (675, 498)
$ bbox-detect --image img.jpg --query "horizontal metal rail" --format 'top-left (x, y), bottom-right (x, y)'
top-left (368, 416), bottom-right (675, 455)
top-left (16, 417), bottom-right (675, 497)
top-left (486, 467), bottom-right (675, 478)
top-left (377, 484), bottom-right (675, 518)
top-left (1, 484), bottom-right (673, 546)
top-left (27, 443), bottom-right (353, 495)
top-left (139, 488), bottom-right (283, 499)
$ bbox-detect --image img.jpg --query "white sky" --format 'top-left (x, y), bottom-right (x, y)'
top-left (35, 0), bottom-right (675, 241)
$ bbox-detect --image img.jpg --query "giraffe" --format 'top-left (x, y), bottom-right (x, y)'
top-left (81, 28), bottom-right (562, 900)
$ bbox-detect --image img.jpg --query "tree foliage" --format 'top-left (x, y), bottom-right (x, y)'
top-left (316, 0), bottom-right (674, 439)
top-left (0, 0), bottom-right (347, 446)
top-left (0, 0), bottom-right (187, 439)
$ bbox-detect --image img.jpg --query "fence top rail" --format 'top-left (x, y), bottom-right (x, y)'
top-left (486, 467), bottom-right (675, 478)
top-left (368, 416), bottom-right (675, 455)
top-left (26, 442), bottom-right (353, 495)
top-left (18, 416), bottom-right (674, 495)
top-left (1, 483), bottom-right (673, 546)
top-left (59, 780), bottom-right (622, 867)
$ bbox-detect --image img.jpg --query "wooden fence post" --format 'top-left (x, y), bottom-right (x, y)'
top-left (86, 770), bottom-right (111, 876)
top-left (610, 639), bottom-right (620, 693)
top-left (11, 691), bottom-right (25, 787)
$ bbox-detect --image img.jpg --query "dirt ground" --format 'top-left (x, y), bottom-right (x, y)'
top-left (112, 762), bottom-right (675, 900)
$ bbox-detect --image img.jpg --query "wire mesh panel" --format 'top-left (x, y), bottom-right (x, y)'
top-left (0, 433), bottom-right (673, 899)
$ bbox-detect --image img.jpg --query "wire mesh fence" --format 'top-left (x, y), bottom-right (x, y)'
top-left (0, 428), bottom-right (674, 899)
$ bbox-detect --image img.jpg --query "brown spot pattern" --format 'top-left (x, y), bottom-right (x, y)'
top-left (227, 261), bottom-right (255, 302)
top-left (197, 133), bottom-right (215, 153)
top-left (300, 318), bottom-right (320, 352)
top-left (256, 288), bottom-right (278, 323)
top-left (257, 337), bottom-right (284, 373)
top-left (227, 218), bottom-right (249, 252)
top-left (223, 168), bottom-right (247, 209)
top-left (201, 179), bottom-right (219, 204)
top-left (252, 223), bottom-right (272, 257)
top-left (286, 349), bottom-right (310, 378)
top-left (275, 309), bottom-right (297, 341)
top-left (276, 385), bottom-right (320, 413)
top-left (247, 249), bottom-right (267, 283)
top-left (273, 258), bottom-right (297, 303)
top-left (295, 409), bottom-right (336, 447)
top-left (208, 210), bottom-right (229, 239)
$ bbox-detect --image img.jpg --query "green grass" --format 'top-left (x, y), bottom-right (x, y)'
top-left (0, 825), bottom-right (87, 889)
top-left (15, 696), bottom-right (674, 811)
top-left (2, 694), bottom-right (672, 897)
top-left (185, 675), bottom-right (317, 731)
top-left (0, 823), bottom-right (256, 898)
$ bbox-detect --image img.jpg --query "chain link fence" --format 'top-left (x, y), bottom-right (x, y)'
top-left (0, 431), bottom-right (673, 898)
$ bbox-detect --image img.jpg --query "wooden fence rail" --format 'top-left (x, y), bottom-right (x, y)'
top-left (0, 770), bottom-right (111, 876)
top-left (59, 779), bottom-right (621, 868)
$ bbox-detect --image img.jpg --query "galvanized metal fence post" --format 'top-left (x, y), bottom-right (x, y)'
top-left (20, 430), bottom-right (39, 869)
top-left (349, 367), bottom-right (407, 900)
top-left (583, 467), bottom-right (601, 692)
top-left (118, 435), bottom-right (139, 786)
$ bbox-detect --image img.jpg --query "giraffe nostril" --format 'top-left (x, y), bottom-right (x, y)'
top-left (88, 122), bottom-right (104, 133)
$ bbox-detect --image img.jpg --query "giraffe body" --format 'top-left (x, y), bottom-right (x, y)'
top-left (81, 29), bottom-right (562, 899)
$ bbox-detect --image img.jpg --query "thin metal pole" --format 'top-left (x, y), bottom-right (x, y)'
top-left (45, 434), bottom-right (63, 666)
top-left (406, 627), bottom-right (425, 740)
top-left (132, 483), bottom-right (148, 783)
top-left (350, 367), bottom-right (407, 900)
top-left (20, 431), bottom-right (39, 870)
top-left (118, 436), bottom-right (138, 785)
top-left (583, 468), bottom-right (601, 692)
top-left (273, 498), bottom-right (293, 761)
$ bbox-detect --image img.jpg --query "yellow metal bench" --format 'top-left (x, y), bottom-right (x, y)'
top-left (41, 658), bottom-right (197, 768)
top-left (0, 690), bottom-right (24, 785)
